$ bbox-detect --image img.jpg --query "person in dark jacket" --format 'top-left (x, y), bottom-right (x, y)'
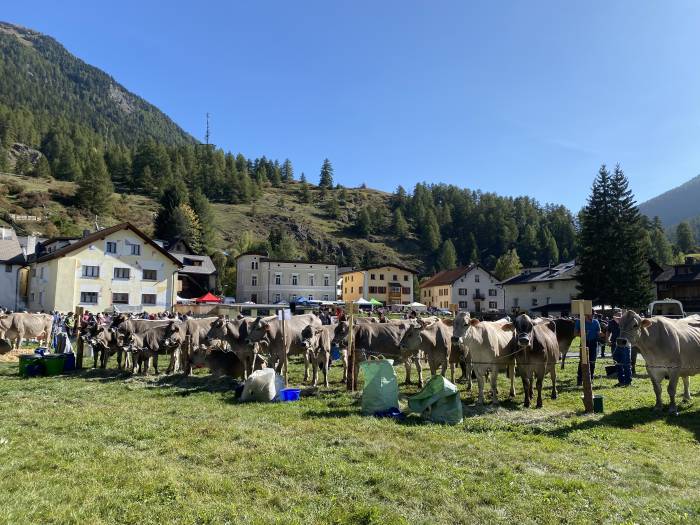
top-left (575, 314), bottom-right (600, 385)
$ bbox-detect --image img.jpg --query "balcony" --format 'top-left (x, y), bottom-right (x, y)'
top-left (473, 293), bottom-right (485, 300)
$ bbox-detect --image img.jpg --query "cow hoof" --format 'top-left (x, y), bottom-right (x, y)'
top-left (536, 402), bottom-right (543, 409)
top-left (653, 404), bottom-right (663, 412)
top-left (551, 392), bottom-right (558, 400)
top-left (523, 401), bottom-right (530, 408)
top-left (668, 405), bottom-right (679, 416)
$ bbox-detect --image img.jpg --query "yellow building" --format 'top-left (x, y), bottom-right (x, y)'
top-left (341, 264), bottom-right (416, 305)
top-left (28, 223), bottom-right (182, 313)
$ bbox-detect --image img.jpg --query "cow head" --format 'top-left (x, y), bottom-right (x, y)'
top-left (205, 318), bottom-right (228, 345)
top-left (301, 326), bottom-right (324, 354)
top-left (617, 310), bottom-right (651, 347)
top-left (163, 321), bottom-right (185, 348)
top-left (332, 321), bottom-right (350, 347)
top-left (451, 311), bottom-right (471, 343)
top-left (246, 316), bottom-right (270, 344)
top-left (399, 324), bottom-right (423, 353)
top-left (513, 314), bottom-right (534, 348)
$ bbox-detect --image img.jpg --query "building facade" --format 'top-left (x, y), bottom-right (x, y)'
top-left (655, 257), bottom-right (700, 312)
top-left (0, 227), bottom-right (29, 311)
top-left (341, 264), bottom-right (416, 305)
top-left (167, 238), bottom-right (218, 299)
top-left (236, 253), bottom-right (337, 304)
top-left (420, 264), bottom-right (503, 312)
top-left (500, 261), bottom-right (578, 317)
top-left (28, 223), bottom-right (181, 313)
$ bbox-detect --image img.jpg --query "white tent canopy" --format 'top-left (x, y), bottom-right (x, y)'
top-left (354, 298), bottom-right (372, 305)
top-left (407, 301), bottom-right (428, 311)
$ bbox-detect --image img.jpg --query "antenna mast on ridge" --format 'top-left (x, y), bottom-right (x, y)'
top-left (205, 112), bottom-right (211, 145)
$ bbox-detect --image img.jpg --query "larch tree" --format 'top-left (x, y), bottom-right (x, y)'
top-left (76, 150), bottom-right (113, 216)
top-left (319, 158), bottom-right (334, 188)
top-left (437, 239), bottom-right (458, 270)
top-left (494, 248), bottom-right (522, 281)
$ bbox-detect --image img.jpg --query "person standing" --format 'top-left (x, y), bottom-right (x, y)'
top-left (608, 314), bottom-right (632, 386)
top-left (576, 314), bottom-right (601, 386)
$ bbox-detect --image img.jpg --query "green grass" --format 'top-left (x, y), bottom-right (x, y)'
top-left (1, 356), bottom-right (699, 525)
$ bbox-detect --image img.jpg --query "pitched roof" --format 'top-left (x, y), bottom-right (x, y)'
top-left (420, 265), bottom-right (476, 288)
top-left (34, 223), bottom-right (183, 266)
top-left (0, 229), bottom-right (24, 265)
top-left (171, 253), bottom-right (217, 275)
top-left (500, 261), bottom-right (577, 285)
top-left (346, 263), bottom-right (418, 274)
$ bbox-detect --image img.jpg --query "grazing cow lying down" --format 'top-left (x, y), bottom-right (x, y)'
top-left (205, 316), bottom-right (266, 378)
top-left (189, 347), bottom-right (266, 379)
top-left (510, 314), bottom-right (560, 408)
top-left (618, 311), bottom-right (699, 414)
top-left (456, 318), bottom-right (516, 405)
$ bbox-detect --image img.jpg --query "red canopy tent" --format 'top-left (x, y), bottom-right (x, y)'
top-left (194, 292), bottom-right (222, 303)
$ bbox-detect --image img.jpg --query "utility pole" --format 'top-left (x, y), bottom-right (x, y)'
top-left (205, 113), bottom-right (211, 146)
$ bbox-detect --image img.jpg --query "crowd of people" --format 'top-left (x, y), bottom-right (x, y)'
top-left (575, 312), bottom-right (633, 388)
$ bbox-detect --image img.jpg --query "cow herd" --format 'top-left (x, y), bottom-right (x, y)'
top-left (3, 309), bottom-right (699, 414)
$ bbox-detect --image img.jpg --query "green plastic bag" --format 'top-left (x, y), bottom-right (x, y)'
top-left (408, 375), bottom-right (463, 425)
top-left (360, 359), bottom-right (399, 415)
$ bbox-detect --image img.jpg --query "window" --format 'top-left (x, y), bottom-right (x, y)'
top-left (292, 275), bottom-right (298, 286)
top-left (290, 294), bottom-right (297, 302)
top-left (531, 298), bottom-right (538, 306)
top-left (489, 289), bottom-right (497, 297)
top-left (183, 257), bottom-right (203, 266)
top-left (530, 285), bottom-right (537, 292)
top-left (324, 275), bottom-right (330, 286)
top-left (130, 244), bottom-right (141, 256)
top-left (377, 286), bottom-right (387, 294)
top-left (402, 287), bottom-right (411, 294)
top-left (359, 286), bottom-right (364, 295)
top-left (5, 264), bottom-right (11, 272)
top-left (275, 273), bottom-right (281, 285)
top-left (513, 298), bottom-right (519, 307)
top-left (546, 297), bottom-right (551, 305)
top-left (251, 275), bottom-right (258, 286)
top-left (251, 294), bottom-right (258, 303)
top-left (274, 293), bottom-right (281, 302)
top-left (251, 260), bottom-right (259, 270)
top-left (475, 275), bottom-right (480, 282)
top-left (308, 295), bottom-right (314, 301)
top-left (309, 274), bottom-right (315, 286)
top-left (379, 274), bottom-right (385, 280)
top-left (370, 273), bottom-right (376, 280)
top-left (404, 275), bottom-right (408, 281)
top-left (548, 282), bottom-right (554, 289)
top-left (112, 293), bottom-right (129, 304)
top-left (30, 292), bottom-right (35, 302)
top-left (106, 241), bottom-right (117, 254)
top-left (31, 268), bottom-right (36, 277)
top-left (459, 301), bottom-right (468, 309)
top-left (323, 295), bottom-right (329, 301)
top-left (393, 274), bottom-right (398, 281)
top-left (458, 288), bottom-right (467, 296)
top-left (40, 267), bottom-right (45, 279)
top-left (80, 292), bottom-right (98, 304)
top-left (143, 269), bottom-right (157, 281)
top-left (351, 287), bottom-right (354, 293)
top-left (489, 301), bottom-right (498, 309)
top-left (368, 286), bottom-right (378, 294)
top-left (82, 265), bottom-right (100, 278)
top-left (142, 294), bottom-right (156, 305)
top-left (114, 268), bottom-right (130, 279)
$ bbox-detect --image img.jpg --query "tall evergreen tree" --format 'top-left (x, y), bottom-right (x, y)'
top-left (577, 164), bottom-right (651, 308)
top-left (190, 189), bottom-right (216, 253)
top-left (494, 248), bottom-right (522, 280)
top-left (437, 239), bottom-right (458, 270)
top-left (76, 150), bottom-right (113, 216)
top-left (648, 217), bottom-right (673, 264)
top-left (154, 181), bottom-right (189, 242)
top-left (394, 208), bottom-right (409, 239)
top-left (281, 159), bottom-right (294, 181)
top-left (676, 221), bottom-right (696, 253)
top-left (319, 158), bottom-right (334, 188)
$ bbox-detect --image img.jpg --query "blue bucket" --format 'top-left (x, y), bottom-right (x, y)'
top-left (62, 353), bottom-right (76, 372)
top-left (279, 388), bottom-right (301, 402)
top-left (331, 347), bottom-right (341, 361)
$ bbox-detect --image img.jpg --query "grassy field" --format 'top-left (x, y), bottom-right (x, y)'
top-left (1, 354), bottom-right (699, 525)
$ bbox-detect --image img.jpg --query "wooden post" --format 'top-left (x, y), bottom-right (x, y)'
top-left (280, 308), bottom-right (288, 386)
top-left (74, 306), bottom-right (84, 369)
top-left (346, 303), bottom-right (357, 391)
top-left (573, 300), bottom-right (594, 413)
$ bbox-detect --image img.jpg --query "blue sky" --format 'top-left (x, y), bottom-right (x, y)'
top-left (4, 1), bottom-right (700, 211)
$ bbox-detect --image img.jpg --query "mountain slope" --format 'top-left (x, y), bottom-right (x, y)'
top-left (0, 22), bottom-right (194, 146)
top-left (639, 174), bottom-right (700, 228)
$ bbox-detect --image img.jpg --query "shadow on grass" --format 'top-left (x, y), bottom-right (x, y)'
top-left (547, 404), bottom-right (700, 441)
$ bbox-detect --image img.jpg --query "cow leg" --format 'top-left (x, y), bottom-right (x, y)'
top-left (682, 375), bottom-right (692, 402)
top-left (428, 356), bottom-right (437, 378)
top-left (311, 357), bottom-right (318, 387)
top-left (341, 349), bottom-right (348, 383)
top-left (476, 372), bottom-right (485, 406)
top-left (631, 347), bottom-right (639, 376)
top-left (490, 370), bottom-right (499, 406)
top-left (153, 353), bottom-right (159, 375)
top-left (649, 371), bottom-right (664, 411)
top-left (465, 357), bottom-right (472, 391)
top-left (667, 372), bottom-right (679, 415)
top-left (521, 374), bottom-right (530, 408)
top-left (560, 351), bottom-right (566, 370)
top-left (549, 364), bottom-right (558, 399)
top-left (404, 361), bottom-right (412, 385)
top-left (101, 349), bottom-right (109, 369)
top-left (303, 352), bottom-right (310, 382)
top-left (450, 362), bottom-right (455, 383)
top-left (415, 357), bottom-right (424, 388)
top-left (117, 349), bottom-right (123, 370)
top-left (93, 349), bottom-right (99, 369)
top-left (508, 363), bottom-right (516, 398)
top-left (323, 355), bottom-right (330, 388)
top-left (535, 371), bottom-right (544, 409)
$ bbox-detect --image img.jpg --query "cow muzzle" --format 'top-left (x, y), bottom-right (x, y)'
top-left (517, 333), bottom-right (530, 347)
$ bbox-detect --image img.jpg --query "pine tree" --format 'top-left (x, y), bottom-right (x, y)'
top-left (577, 164), bottom-right (651, 308)
top-left (648, 217), bottom-right (673, 264)
top-left (494, 249), bottom-right (522, 280)
top-left (281, 159), bottom-right (294, 181)
top-left (190, 189), bottom-right (216, 253)
top-left (394, 208), bottom-right (409, 239)
top-left (154, 181), bottom-right (189, 242)
top-left (300, 182), bottom-right (311, 203)
top-left (300, 172), bottom-right (307, 183)
top-left (32, 155), bottom-right (51, 178)
top-left (267, 227), bottom-right (299, 260)
top-left (76, 150), bottom-right (113, 215)
top-left (676, 221), bottom-right (695, 253)
top-left (422, 209), bottom-right (441, 252)
top-left (356, 207), bottom-right (372, 236)
top-left (319, 158), bottom-right (334, 188)
top-left (437, 239), bottom-right (458, 270)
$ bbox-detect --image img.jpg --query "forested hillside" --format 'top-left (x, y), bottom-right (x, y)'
top-left (638, 174), bottom-right (700, 237)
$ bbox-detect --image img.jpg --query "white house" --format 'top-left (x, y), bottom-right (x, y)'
top-left (0, 227), bottom-right (28, 311)
top-left (236, 252), bottom-right (338, 304)
top-left (500, 261), bottom-right (578, 316)
top-left (420, 264), bottom-right (503, 313)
